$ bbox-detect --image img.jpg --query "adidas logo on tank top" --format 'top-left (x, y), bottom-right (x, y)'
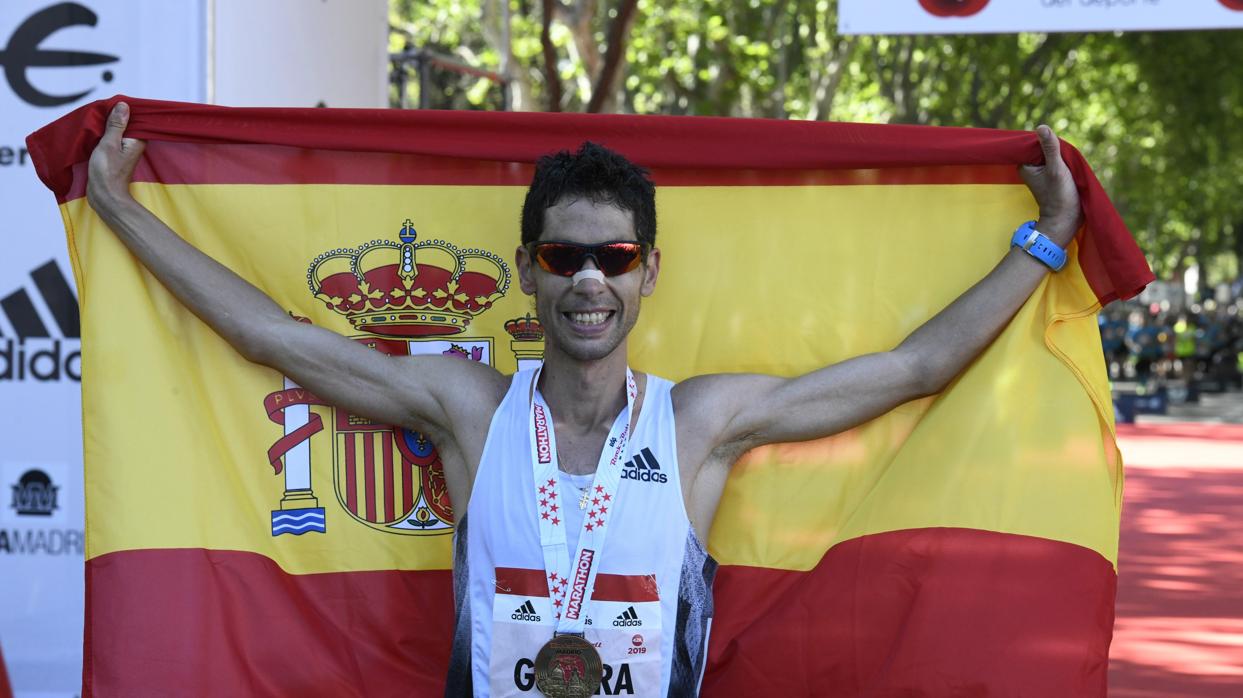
top-left (620, 447), bottom-right (667, 484)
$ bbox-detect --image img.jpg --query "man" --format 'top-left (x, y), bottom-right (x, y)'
top-left (86, 102), bottom-right (1081, 697)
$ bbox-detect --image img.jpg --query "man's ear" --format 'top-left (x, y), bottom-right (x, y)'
top-left (516, 245), bottom-right (537, 296)
top-left (640, 246), bottom-right (661, 297)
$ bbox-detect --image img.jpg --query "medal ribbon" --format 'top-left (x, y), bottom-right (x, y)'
top-left (528, 366), bottom-right (637, 636)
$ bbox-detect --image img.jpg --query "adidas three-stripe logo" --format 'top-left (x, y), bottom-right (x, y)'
top-left (1, 260), bottom-right (79, 340)
top-left (621, 447), bottom-right (667, 483)
top-left (613, 605), bottom-right (642, 627)
top-left (511, 599), bottom-right (541, 622)
top-left (1, 260), bottom-right (81, 382)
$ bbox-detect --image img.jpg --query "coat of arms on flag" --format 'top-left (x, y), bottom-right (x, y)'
top-left (262, 218), bottom-right (537, 537)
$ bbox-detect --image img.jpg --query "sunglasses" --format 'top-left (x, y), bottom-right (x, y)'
top-left (526, 240), bottom-right (649, 277)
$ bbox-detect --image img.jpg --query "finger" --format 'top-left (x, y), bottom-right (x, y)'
top-left (115, 137), bottom-right (147, 184)
top-left (121, 137), bottom-right (147, 160)
top-left (1035, 124), bottom-right (1062, 167)
top-left (100, 102), bottom-right (130, 147)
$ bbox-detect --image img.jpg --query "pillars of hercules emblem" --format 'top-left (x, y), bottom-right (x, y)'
top-left (268, 377), bottom-right (327, 536)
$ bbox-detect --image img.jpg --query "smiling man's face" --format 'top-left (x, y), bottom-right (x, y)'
top-left (517, 196), bottom-right (660, 363)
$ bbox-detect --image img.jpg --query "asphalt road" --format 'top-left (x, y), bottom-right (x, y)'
top-left (1109, 411), bottom-right (1243, 696)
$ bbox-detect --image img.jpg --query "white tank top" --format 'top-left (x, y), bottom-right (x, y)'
top-left (446, 369), bottom-right (717, 697)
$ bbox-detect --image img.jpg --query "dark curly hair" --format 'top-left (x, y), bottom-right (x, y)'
top-left (520, 142), bottom-right (656, 248)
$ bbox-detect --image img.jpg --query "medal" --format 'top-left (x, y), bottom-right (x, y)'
top-left (534, 633), bottom-right (603, 697)
top-left (528, 367), bottom-right (637, 693)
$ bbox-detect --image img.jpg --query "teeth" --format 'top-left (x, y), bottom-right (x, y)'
top-left (569, 312), bottom-right (609, 326)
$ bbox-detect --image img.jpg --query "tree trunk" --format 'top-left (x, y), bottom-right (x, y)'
top-left (482, 0), bottom-right (533, 110)
top-left (541, 0), bottom-right (563, 111)
top-left (586, 0), bottom-right (639, 113)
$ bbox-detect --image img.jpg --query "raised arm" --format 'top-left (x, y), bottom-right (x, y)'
top-left (676, 126), bottom-right (1083, 459)
top-left (85, 103), bottom-right (507, 444)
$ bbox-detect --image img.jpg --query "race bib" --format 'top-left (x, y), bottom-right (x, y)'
top-left (490, 567), bottom-right (663, 696)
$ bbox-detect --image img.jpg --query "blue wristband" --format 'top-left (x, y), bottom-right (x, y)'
top-left (1010, 221), bottom-right (1067, 272)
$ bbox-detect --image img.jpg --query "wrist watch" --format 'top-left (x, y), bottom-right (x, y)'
top-left (1011, 221), bottom-right (1067, 272)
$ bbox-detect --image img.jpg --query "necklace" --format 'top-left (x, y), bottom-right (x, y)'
top-left (563, 476), bottom-right (591, 510)
top-left (557, 445), bottom-right (595, 510)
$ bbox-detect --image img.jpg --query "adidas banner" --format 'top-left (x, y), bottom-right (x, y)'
top-left (0, 3), bottom-right (203, 695)
top-left (27, 96), bottom-right (1151, 696)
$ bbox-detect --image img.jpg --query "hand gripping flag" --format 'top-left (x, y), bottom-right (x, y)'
top-left (28, 97), bottom-right (1151, 697)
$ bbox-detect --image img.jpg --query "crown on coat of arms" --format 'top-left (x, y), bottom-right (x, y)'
top-left (307, 219), bottom-right (511, 336)
top-left (504, 313), bottom-right (544, 341)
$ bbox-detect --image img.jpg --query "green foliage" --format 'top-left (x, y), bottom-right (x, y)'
top-left (390, 0), bottom-right (1243, 278)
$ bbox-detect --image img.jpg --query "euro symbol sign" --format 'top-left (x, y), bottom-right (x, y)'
top-left (0, 2), bottom-right (119, 107)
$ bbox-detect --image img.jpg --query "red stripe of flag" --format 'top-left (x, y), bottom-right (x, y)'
top-left (78, 530), bottom-right (1113, 695)
top-left (344, 433), bottom-right (357, 514)
top-left (82, 141), bottom-right (1022, 195)
top-left (383, 435), bottom-right (395, 522)
top-left (401, 456), bottom-right (414, 516)
top-left (363, 435), bottom-right (377, 523)
top-left (25, 94), bottom-right (1071, 202)
top-left (703, 527), bottom-right (1115, 696)
top-left (84, 549), bottom-right (453, 697)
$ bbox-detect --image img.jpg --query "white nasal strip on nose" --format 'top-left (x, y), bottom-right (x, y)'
top-left (572, 269), bottom-right (605, 287)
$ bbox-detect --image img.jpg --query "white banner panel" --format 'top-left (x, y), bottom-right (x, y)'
top-left (840, 0), bottom-right (1243, 35)
top-left (211, 0), bottom-right (388, 107)
top-left (0, 2), bottom-right (205, 697)
top-left (2, 3), bottom-right (388, 694)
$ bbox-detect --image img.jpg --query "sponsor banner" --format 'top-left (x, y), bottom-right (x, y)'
top-left (839, 0), bottom-right (1243, 35)
top-left (0, 1), bottom-right (203, 695)
top-left (3, 3), bottom-right (386, 692)
top-left (0, 459), bottom-right (85, 698)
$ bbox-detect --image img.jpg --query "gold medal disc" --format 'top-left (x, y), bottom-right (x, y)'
top-left (534, 633), bottom-right (603, 697)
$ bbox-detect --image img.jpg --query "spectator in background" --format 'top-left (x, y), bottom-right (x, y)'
top-left (1099, 296), bottom-right (1243, 389)
top-left (1173, 314), bottom-right (1197, 379)
top-left (1128, 310), bottom-right (1163, 381)
top-left (1099, 308), bottom-right (1128, 380)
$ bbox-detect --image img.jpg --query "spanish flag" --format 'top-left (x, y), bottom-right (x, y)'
top-left (29, 97), bottom-right (1151, 696)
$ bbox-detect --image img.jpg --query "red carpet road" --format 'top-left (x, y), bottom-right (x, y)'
top-left (1110, 422), bottom-right (1243, 697)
